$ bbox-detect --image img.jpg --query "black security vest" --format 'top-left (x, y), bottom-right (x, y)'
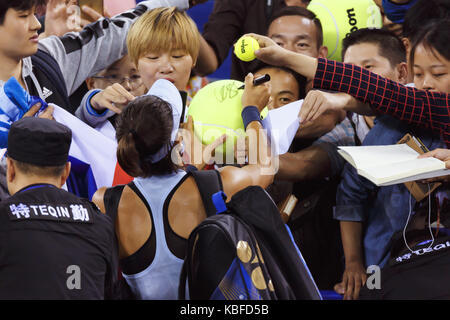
top-left (0, 184), bottom-right (117, 299)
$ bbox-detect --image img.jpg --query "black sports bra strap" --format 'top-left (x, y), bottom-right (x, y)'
top-left (127, 181), bottom-right (141, 199)
top-left (103, 182), bottom-right (143, 224)
top-left (103, 184), bottom-right (126, 223)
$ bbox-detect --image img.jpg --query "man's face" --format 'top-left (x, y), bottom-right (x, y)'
top-left (343, 42), bottom-right (402, 83)
top-left (267, 15), bottom-right (323, 58)
top-left (254, 67), bottom-right (300, 110)
top-left (0, 7), bottom-right (41, 60)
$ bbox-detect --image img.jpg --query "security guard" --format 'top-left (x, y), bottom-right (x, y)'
top-left (0, 117), bottom-right (117, 299)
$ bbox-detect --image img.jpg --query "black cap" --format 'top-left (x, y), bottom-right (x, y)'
top-left (8, 117), bottom-right (72, 166)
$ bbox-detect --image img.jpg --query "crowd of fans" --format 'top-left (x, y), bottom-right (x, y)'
top-left (0, 0), bottom-right (449, 300)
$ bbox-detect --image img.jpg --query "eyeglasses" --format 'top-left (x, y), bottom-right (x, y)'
top-left (92, 75), bottom-right (144, 90)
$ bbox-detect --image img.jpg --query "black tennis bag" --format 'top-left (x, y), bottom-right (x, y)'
top-left (179, 170), bottom-right (321, 300)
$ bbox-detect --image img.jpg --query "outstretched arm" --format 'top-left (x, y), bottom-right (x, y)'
top-left (310, 58), bottom-right (450, 145)
top-left (248, 33), bottom-right (450, 147)
top-left (276, 144), bottom-right (331, 181)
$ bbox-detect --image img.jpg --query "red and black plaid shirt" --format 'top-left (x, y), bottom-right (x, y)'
top-left (313, 58), bottom-right (450, 148)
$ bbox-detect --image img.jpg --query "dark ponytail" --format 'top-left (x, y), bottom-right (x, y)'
top-left (117, 130), bottom-right (144, 177)
top-left (116, 95), bottom-right (178, 178)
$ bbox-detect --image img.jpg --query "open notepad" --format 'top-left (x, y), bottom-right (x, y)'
top-left (338, 144), bottom-right (450, 186)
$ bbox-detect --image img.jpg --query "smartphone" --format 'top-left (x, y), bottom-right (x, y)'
top-left (78, 0), bottom-right (104, 22)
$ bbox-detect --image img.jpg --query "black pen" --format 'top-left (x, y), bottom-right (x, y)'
top-left (238, 74), bottom-right (271, 89)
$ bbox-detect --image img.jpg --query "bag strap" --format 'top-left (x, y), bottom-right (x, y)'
top-left (179, 261), bottom-right (188, 300)
top-left (178, 170), bottom-right (224, 300)
top-left (191, 170), bottom-right (225, 217)
top-left (347, 112), bottom-right (362, 146)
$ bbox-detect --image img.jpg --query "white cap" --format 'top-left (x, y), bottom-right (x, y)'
top-left (145, 79), bottom-right (183, 163)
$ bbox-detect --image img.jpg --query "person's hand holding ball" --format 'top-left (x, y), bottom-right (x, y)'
top-left (234, 36), bottom-right (260, 62)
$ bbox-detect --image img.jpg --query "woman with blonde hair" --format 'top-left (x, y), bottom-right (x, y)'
top-left (77, 7), bottom-right (206, 126)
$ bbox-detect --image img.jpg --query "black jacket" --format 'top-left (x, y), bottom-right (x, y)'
top-left (0, 184), bottom-right (117, 299)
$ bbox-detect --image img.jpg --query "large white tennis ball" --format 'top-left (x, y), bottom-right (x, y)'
top-left (308, 0), bottom-right (383, 61)
top-left (187, 80), bottom-right (246, 159)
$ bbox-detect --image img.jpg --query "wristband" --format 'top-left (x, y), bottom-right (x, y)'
top-left (241, 106), bottom-right (262, 130)
top-left (86, 89), bottom-right (108, 117)
top-left (185, 164), bottom-right (198, 172)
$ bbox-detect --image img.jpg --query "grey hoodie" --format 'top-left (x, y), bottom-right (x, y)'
top-left (17, 0), bottom-right (188, 104)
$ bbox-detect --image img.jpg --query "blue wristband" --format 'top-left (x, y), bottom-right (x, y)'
top-left (86, 89), bottom-right (108, 117)
top-left (241, 106), bottom-right (261, 130)
top-left (185, 164), bottom-right (198, 172)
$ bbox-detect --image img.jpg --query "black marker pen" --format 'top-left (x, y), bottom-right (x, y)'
top-left (238, 74), bottom-right (271, 89)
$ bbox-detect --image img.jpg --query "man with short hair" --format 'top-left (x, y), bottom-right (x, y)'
top-left (197, 0), bottom-right (311, 80)
top-left (264, 5), bottom-right (343, 140)
top-left (253, 65), bottom-right (304, 110)
top-left (0, 117), bottom-right (117, 299)
top-left (267, 6), bottom-right (327, 61)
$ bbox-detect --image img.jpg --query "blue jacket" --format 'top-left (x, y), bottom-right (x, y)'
top-left (334, 115), bottom-right (447, 268)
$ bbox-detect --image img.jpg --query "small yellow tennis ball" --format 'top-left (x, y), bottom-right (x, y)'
top-left (234, 36), bottom-right (260, 62)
